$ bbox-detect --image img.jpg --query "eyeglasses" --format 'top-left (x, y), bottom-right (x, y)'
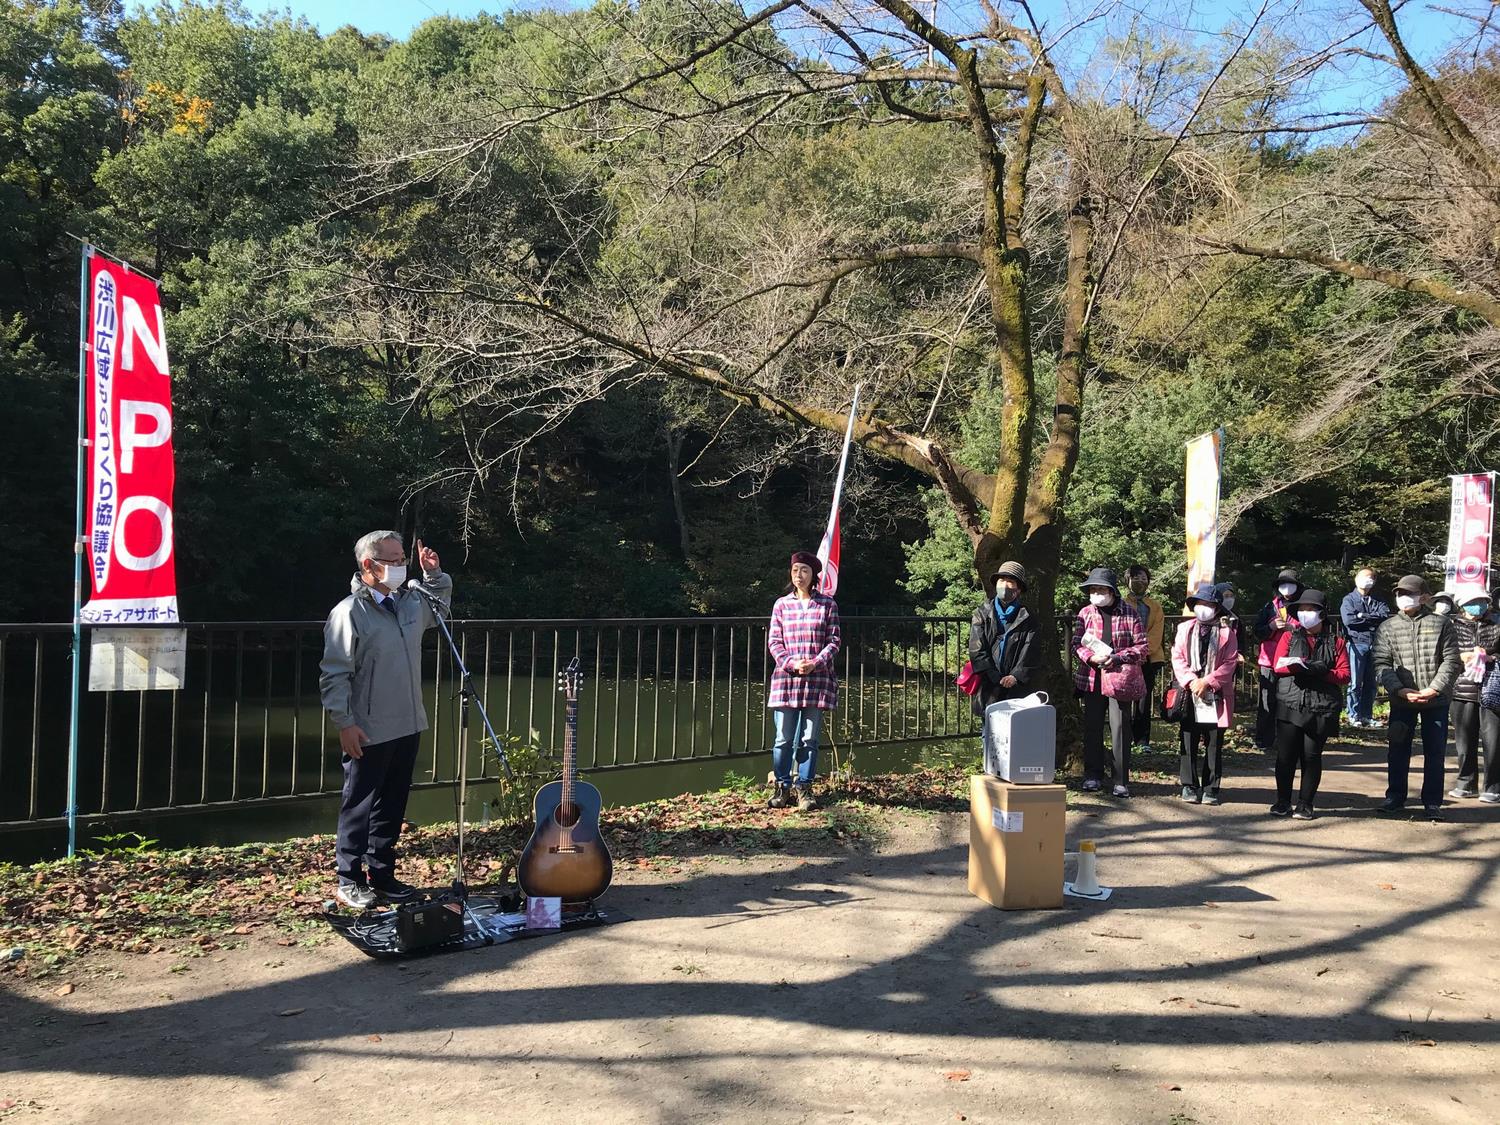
top-left (372, 556), bottom-right (408, 567)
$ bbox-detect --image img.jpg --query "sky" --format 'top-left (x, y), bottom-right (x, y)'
top-left (254, 0), bottom-right (1472, 53)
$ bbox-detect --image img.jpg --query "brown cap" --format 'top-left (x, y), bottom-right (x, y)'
top-left (991, 560), bottom-right (1028, 591)
top-left (1393, 574), bottom-right (1429, 595)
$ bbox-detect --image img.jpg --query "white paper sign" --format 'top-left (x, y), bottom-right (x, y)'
top-left (991, 809), bottom-right (1024, 833)
top-left (524, 895), bottom-right (562, 930)
top-left (89, 627), bottom-right (185, 691)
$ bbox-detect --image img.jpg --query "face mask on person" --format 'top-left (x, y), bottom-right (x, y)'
top-left (1221, 595), bottom-right (1236, 611)
top-left (1356, 577), bottom-right (1375, 592)
top-left (1278, 583), bottom-right (1297, 598)
top-left (1193, 604), bottom-right (1217, 623)
top-left (1396, 594), bottom-right (1419, 612)
top-left (1089, 591), bottom-right (1113, 608)
top-left (379, 563), bottom-right (407, 590)
top-left (1297, 610), bottom-right (1322, 629)
top-left (1129, 579), bottom-right (1148, 595)
top-left (1435, 604), bottom-right (1452, 616)
top-left (997, 585), bottom-right (1018, 604)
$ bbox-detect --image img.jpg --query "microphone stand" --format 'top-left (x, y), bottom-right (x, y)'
top-left (407, 579), bottom-right (514, 943)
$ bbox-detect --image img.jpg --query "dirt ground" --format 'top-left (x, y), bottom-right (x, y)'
top-left (3, 731), bottom-right (1499, 1124)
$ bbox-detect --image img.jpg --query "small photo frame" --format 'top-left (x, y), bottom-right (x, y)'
top-left (525, 896), bottom-right (562, 930)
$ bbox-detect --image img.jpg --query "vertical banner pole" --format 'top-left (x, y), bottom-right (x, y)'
top-left (68, 245), bottom-right (92, 859)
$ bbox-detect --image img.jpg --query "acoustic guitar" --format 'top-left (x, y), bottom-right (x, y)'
top-left (517, 658), bottom-right (613, 905)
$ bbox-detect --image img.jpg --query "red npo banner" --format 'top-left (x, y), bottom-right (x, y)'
top-left (81, 254), bottom-right (179, 624)
top-left (1446, 472), bottom-right (1495, 603)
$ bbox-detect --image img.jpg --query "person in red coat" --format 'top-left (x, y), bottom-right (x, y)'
top-left (1270, 589), bottom-right (1351, 819)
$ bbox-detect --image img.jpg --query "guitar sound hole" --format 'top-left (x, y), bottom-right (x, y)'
top-left (553, 801), bottom-right (580, 829)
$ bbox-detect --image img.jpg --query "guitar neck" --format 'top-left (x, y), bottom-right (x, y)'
top-left (563, 695), bottom-right (578, 801)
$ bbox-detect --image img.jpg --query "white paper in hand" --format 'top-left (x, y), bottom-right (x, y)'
top-left (1275, 656), bottom-right (1307, 672)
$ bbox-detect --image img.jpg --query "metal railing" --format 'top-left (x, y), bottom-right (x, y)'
top-left (0, 616), bottom-right (978, 828)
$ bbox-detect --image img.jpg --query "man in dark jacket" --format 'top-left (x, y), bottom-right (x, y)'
top-left (1448, 591), bottom-right (1500, 799)
top-left (1340, 567), bottom-right (1391, 728)
top-left (969, 560), bottom-right (1040, 716)
top-left (1373, 574), bottom-right (1463, 817)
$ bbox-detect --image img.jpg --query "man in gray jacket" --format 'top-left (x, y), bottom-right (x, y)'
top-left (320, 530), bottom-right (452, 909)
top-left (1373, 574), bottom-right (1462, 817)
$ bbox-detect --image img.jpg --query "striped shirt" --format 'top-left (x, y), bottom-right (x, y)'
top-left (767, 593), bottom-right (842, 710)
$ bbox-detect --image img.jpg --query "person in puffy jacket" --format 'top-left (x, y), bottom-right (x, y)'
top-left (1270, 590), bottom-right (1350, 820)
top-left (1170, 583), bottom-right (1239, 806)
top-left (1072, 566), bottom-right (1149, 798)
top-left (1373, 574), bottom-right (1463, 817)
top-left (1448, 591), bottom-right (1500, 800)
top-left (968, 560), bottom-right (1041, 716)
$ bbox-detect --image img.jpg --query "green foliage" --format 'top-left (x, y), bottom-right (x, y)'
top-left (78, 831), bottom-right (158, 859)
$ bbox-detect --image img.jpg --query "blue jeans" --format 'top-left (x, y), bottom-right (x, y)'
top-left (771, 708), bottom-right (823, 785)
top-left (1386, 705), bottom-right (1448, 808)
top-left (1346, 643), bottom-right (1376, 722)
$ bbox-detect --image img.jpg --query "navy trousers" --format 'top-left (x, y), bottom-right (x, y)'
top-left (335, 732), bottom-right (420, 884)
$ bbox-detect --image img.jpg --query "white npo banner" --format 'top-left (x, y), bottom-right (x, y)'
top-left (1184, 429), bottom-right (1224, 594)
top-left (81, 253), bottom-right (179, 625)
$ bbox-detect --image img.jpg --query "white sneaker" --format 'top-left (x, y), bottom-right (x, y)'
top-left (1480, 792), bottom-right (1500, 804)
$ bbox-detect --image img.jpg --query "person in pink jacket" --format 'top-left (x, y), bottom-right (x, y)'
top-left (1171, 582), bottom-right (1240, 805)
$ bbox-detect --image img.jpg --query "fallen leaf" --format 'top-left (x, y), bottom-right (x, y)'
top-left (232, 925), bottom-right (253, 935)
top-left (944, 1070), bottom-right (971, 1081)
top-left (0, 1099), bottom-right (16, 1110)
top-left (367, 1034), bottom-right (382, 1042)
top-left (56, 981), bottom-right (76, 996)
top-left (1377, 883), bottom-right (1395, 890)
top-left (278, 1008), bottom-right (305, 1017)
top-left (1157, 1083), bottom-right (1182, 1092)
top-left (1315, 967), bottom-right (1331, 977)
top-left (1417, 1039), bottom-right (1437, 1047)
top-left (1194, 999), bottom-right (1241, 1009)
top-left (1237, 933), bottom-right (1255, 940)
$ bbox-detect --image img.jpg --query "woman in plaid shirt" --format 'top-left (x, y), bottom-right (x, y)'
top-left (767, 551), bottom-right (842, 811)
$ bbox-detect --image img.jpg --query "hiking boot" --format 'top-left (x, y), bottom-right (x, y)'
top-left (371, 876), bottom-right (421, 903)
top-left (1377, 798), bottom-right (1405, 813)
top-left (1292, 805), bottom-right (1315, 821)
top-left (1081, 779), bottom-right (1102, 793)
top-left (1425, 805), bottom-right (1446, 821)
top-left (1201, 789), bottom-right (1221, 807)
top-left (1111, 784), bottom-right (1130, 799)
top-left (1180, 786), bottom-right (1201, 803)
top-left (768, 782), bottom-right (791, 809)
top-left (335, 881), bottom-right (378, 911)
top-left (793, 783), bottom-right (817, 812)
top-left (1269, 801), bottom-right (1292, 817)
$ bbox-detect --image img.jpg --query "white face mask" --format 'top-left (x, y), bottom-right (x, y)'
top-left (1193, 604), bottom-right (1217, 622)
top-left (1089, 591), bottom-right (1113, 608)
top-left (378, 563), bottom-right (407, 590)
top-left (1396, 594), bottom-right (1419, 612)
top-left (1296, 610), bottom-right (1322, 629)
top-left (1434, 603), bottom-right (1451, 616)
top-left (1356, 577), bottom-right (1374, 592)
top-left (1221, 595), bottom-right (1236, 610)
top-left (1278, 583), bottom-right (1297, 598)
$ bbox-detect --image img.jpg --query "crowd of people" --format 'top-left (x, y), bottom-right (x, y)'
top-left (319, 530), bottom-right (1496, 907)
top-left (957, 558), bottom-right (1499, 821)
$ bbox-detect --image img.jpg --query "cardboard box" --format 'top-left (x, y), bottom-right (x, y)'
top-left (968, 774), bottom-right (1065, 910)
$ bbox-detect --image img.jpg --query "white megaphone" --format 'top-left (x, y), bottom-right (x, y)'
top-left (1072, 840), bottom-right (1101, 896)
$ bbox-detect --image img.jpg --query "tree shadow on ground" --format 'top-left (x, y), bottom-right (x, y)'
top-left (4, 782), bottom-right (1497, 1110)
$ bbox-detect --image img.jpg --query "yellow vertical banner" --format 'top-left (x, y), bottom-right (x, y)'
top-left (1185, 429), bottom-right (1224, 594)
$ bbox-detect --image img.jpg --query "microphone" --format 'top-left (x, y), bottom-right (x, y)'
top-left (406, 578), bottom-right (450, 615)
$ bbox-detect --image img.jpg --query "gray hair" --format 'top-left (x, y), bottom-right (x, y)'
top-left (354, 529), bottom-right (403, 567)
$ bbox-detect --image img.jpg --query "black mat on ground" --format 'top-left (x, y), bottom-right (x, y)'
top-left (324, 890), bottom-right (633, 960)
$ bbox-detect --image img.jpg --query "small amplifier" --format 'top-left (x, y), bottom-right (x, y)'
top-left (395, 899), bottom-right (465, 951)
